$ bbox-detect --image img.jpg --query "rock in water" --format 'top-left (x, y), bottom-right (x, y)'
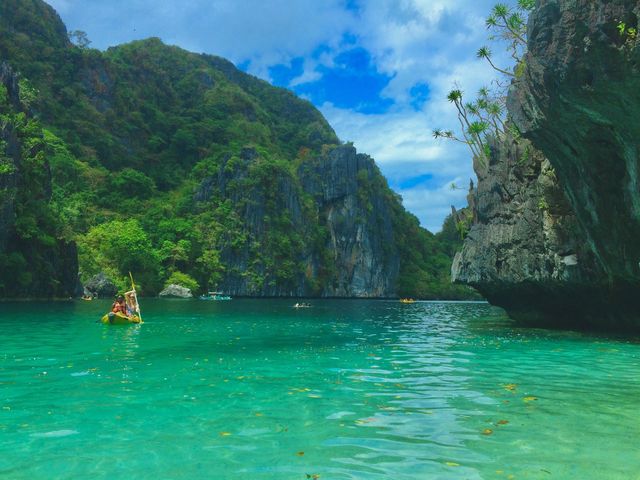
top-left (451, 135), bottom-right (600, 327)
top-left (84, 272), bottom-right (117, 298)
top-left (195, 144), bottom-right (400, 298)
top-left (455, 0), bottom-right (640, 329)
top-left (159, 284), bottom-right (192, 298)
top-left (509, 0), bottom-right (640, 279)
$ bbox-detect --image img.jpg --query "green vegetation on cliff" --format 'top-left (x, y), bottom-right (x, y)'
top-left (0, 70), bottom-right (77, 296)
top-left (0, 0), bottom-right (477, 299)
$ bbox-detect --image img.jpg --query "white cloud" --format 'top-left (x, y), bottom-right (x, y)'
top-left (288, 59), bottom-right (323, 87)
top-left (400, 181), bottom-right (470, 233)
top-left (313, 1), bottom-right (510, 230)
top-left (47, 1), bottom-right (355, 69)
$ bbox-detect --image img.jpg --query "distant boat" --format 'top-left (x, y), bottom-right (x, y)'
top-left (293, 302), bottom-right (311, 308)
top-left (399, 298), bottom-right (416, 304)
top-left (199, 291), bottom-right (232, 301)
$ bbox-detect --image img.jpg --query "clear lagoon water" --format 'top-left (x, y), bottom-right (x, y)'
top-left (1, 299), bottom-right (639, 479)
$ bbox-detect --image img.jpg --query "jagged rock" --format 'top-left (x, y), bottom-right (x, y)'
top-left (159, 284), bottom-right (193, 298)
top-left (456, 0), bottom-right (640, 328)
top-left (194, 144), bottom-right (399, 297)
top-left (508, 0), bottom-right (640, 281)
top-left (508, 0), bottom-right (640, 328)
top-left (84, 272), bottom-right (117, 298)
top-left (301, 145), bottom-right (399, 297)
top-left (452, 135), bottom-right (603, 326)
top-left (0, 64), bottom-right (22, 253)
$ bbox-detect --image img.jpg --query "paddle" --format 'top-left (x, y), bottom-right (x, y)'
top-left (129, 272), bottom-right (143, 323)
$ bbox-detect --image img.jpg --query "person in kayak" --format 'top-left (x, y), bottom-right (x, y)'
top-left (124, 290), bottom-right (139, 317)
top-left (111, 295), bottom-right (127, 315)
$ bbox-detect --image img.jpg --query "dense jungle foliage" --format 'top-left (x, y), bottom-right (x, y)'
top-left (0, 76), bottom-right (74, 295)
top-left (0, 0), bottom-right (477, 299)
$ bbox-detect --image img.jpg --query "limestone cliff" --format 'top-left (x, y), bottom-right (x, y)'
top-left (509, 0), bottom-right (640, 281)
top-left (195, 144), bottom-right (399, 297)
top-left (454, 0), bottom-right (640, 328)
top-left (452, 136), bottom-right (604, 326)
top-left (0, 63), bottom-right (78, 297)
top-left (300, 145), bottom-right (399, 297)
top-left (0, 63), bottom-right (20, 252)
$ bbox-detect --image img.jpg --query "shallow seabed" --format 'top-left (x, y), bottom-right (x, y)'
top-left (1, 299), bottom-right (639, 479)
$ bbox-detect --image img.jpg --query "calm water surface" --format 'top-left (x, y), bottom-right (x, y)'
top-left (1, 299), bottom-right (639, 479)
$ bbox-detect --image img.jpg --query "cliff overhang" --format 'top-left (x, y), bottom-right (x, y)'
top-left (453, 0), bottom-right (640, 329)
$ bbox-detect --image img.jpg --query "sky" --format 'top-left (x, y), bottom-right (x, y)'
top-left (46, 0), bottom-right (512, 232)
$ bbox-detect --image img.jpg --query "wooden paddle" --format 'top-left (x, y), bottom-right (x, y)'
top-left (129, 272), bottom-right (143, 323)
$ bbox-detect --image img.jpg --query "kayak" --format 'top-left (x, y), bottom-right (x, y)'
top-left (399, 298), bottom-right (416, 304)
top-left (100, 312), bottom-right (143, 325)
top-left (199, 294), bottom-right (232, 300)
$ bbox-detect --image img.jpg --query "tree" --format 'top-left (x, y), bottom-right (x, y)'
top-left (433, 1), bottom-right (535, 165)
top-left (68, 30), bottom-right (91, 49)
top-left (78, 219), bottom-right (161, 293)
top-left (433, 88), bottom-right (492, 166)
top-left (110, 168), bottom-right (156, 199)
top-left (165, 270), bottom-right (199, 292)
top-left (481, 1), bottom-right (535, 78)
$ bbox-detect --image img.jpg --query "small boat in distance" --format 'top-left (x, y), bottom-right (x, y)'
top-left (399, 298), bottom-right (416, 304)
top-left (199, 291), bottom-right (232, 301)
top-left (293, 302), bottom-right (311, 308)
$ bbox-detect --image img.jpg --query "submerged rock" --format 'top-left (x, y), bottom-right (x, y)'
top-left (159, 284), bottom-right (192, 298)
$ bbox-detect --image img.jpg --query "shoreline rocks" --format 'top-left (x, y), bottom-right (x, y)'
top-left (84, 272), bottom-right (118, 298)
top-left (159, 284), bottom-right (193, 298)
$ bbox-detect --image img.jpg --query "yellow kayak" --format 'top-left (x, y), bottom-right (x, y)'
top-left (100, 312), bottom-right (143, 325)
top-left (399, 298), bottom-right (416, 304)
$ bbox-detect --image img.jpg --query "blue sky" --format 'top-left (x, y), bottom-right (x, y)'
top-left (47, 0), bottom-right (512, 232)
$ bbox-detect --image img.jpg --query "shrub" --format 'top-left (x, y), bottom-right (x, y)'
top-left (165, 270), bottom-right (199, 293)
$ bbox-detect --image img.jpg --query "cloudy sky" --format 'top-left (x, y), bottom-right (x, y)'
top-left (47, 0), bottom-right (512, 232)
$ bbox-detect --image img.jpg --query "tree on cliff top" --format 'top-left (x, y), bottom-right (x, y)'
top-left (433, 1), bottom-right (535, 167)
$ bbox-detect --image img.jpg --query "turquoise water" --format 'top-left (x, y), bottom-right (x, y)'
top-left (1, 299), bottom-right (640, 479)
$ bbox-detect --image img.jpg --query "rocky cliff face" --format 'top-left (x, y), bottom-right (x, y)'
top-left (0, 63), bottom-right (21, 252)
top-left (509, 0), bottom-right (640, 281)
top-left (454, 0), bottom-right (640, 328)
top-left (452, 136), bottom-right (606, 326)
top-left (195, 144), bottom-right (399, 297)
top-left (300, 145), bottom-right (399, 297)
top-left (0, 63), bottom-right (79, 297)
